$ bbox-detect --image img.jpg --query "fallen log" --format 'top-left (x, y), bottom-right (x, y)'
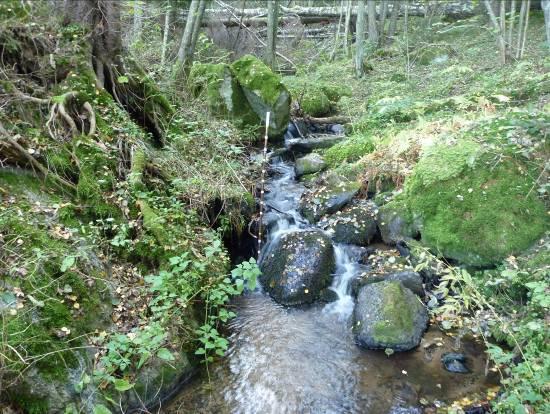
top-left (203, 1), bottom-right (475, 27)
top-left (297, 115), bottom-right (351, 125)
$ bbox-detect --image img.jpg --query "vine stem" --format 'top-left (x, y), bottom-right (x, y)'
top-left (257, 112), bottom-right (271, 257)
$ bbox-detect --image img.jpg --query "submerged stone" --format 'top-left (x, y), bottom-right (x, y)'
top-left (353, 281), bottom-right (428, 351)
top-left (441, 352), bottom-right (470, 374)
top-left (231, 55), bottom-right (291, 138)
top-left (260, 230), bottom-right (335, 306)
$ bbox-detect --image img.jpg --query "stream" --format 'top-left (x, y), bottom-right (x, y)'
top-left (166, 137), bottom-right (498, 414)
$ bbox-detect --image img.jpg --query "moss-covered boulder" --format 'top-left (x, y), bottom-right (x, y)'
top-left (295, 153), bottom-right (326, 177)
top-left (282, 77), bottom-right (351, 117)
top-left (260, 230), bottom-right (335, 306)
top-left (402, 137), bottom-right (548, 266)
top-left (299, 171), bottom-right (361, 223)
top-left (353, 281), bottom-right (428, 351)
top-left (188, 63), bottom-right (260, 129)
top-left (319, 201), bottom-right (378, 246)
top-left (231, 55), bottom-right (291, 138)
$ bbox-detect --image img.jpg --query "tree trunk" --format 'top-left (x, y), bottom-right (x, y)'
top-left (367, 0), bottom-right (378, 46)
top-left (515, 0), bottom-right (529, 59)
top-left (330, 0), bottom-right (345, 61)
top-left (379, 0), bottom-right (388, 45)
top-left (344, 0), bottom-right (353, 57)
top-left (188, 0), bottom-right (207, 63)
top-left (355, 0), bottom-right (366, 78)
top-left (483, 0), bottom-right (507, 64)
top-left (518, 0), bottom-right (530, 59)
top-left (64, 0), bottom-right (174, 144)
top-left (266, 0), bottom-right (279, 68)
top-left (133, 1), bottom-right (142, 43)
top-left (507, 0), bottom-right (516, 58)
top-left (161, 1), bottom-right (171, 66)
top-left (387, 1), bottom-right (399, 43)
top-left (177, 0), bottom-right (200, 64)
top-left (543, 0), bottom-right (550, 45)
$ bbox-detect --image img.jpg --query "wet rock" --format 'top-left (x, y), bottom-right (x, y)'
top-left (377, 200), bottom-right (420, 245)
top-left (299, 171), bottom-right (361, 223)
top-left (260, 230), bottom-right (335, 306)
top-left (286, 135), bottom-right (346, 154)
top-left (319, 287), bottom-right (339, 303)
top-left (295, 153), bottom-right (326, 178)
top-left (231, 55), bottom-right (291, 138)
top-left (356, 271), bottom-right (424, 297)
top-left (353, 281), bottom-right (428, 351)
top-left (319, 201), bottom-right (378, 246)
top-left (441, 353), bottom-right (470, 374)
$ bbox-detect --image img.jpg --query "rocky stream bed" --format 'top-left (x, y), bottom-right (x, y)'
top-left (165, 126), bottom-right (500, 414)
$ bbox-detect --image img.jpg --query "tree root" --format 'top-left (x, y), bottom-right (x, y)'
top-left (0, 123), bottom-right (76, 191)
top-left (12, 88), bottom-right (96, 140)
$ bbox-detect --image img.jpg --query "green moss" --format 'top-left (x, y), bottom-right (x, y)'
top-left (372, 282), bottom-right (415, 343)
top-left (188, 63), bottom-right (260, 128)
top-left (405, 148), bottom-right (548, 266)
top-left (129, 148), bottom-right (147, 191)
top-left (283, 77), bottom-right (331, 117)
top-left (324, 133), bottom-right (375, 167)
top-left (231, 55), bottom-right (285, 107)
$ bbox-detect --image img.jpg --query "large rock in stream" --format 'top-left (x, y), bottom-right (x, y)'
top-left (353, 281), bottom-right (428, 351)
top-left (319, 200), bottom-right (378, 246)
top-left (299, 171), bottom-right (361, 223)
top-left (260, 230), bottom-right (335, 306)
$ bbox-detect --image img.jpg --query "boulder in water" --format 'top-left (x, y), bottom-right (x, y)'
top-left (353, 281), bottom-right (428, 351)
top-left (320, 200), bottom-right (378, 246)
top-left (295, 153), bottom-right (326, 177)
top-left (441, 352), bottom-right (470, 374)
top-left (231, 55), bottom-right (291, 138)
top-left (300, 171), bottom-right (361, 223)
top-left (260, 230), bottom-right (335, 306)
top-left (355, 270), bottom-right (424, 297)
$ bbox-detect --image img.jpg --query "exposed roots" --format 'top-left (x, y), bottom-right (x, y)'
top-left (12, 88), bottom-right (96, 140)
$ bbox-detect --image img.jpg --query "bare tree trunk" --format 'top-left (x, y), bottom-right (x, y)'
top-left (387, 0), bottom-right (399, 43)
top-left (266, 0), bottom-right (279, 68)
top-left (518, 0), bottom-right (530, 59)
top-left (177, 0), bottom-right (200, 64)
top-left (404, 0), bottom-right (410, 79)
top-left (367, 0), bottom-right (378, 47)
top-left (484, 0), bottom-right (507, 64)
top-left (344, 0), bottom-right (353, 57)
top-left (379, 0), bottom-right (388, 46)
top-left (355, 0), bottom-right (366, 77)
top-left (515, 0), bottom-right (529, 59)
top-left (161, 1), bottom-right (171, 66)
top-left (507, 0), bottom-right (516, 58)
top-left (330, 0), bottom-right (345, 61)
top-left (133, 1), bottom-right (142, 43)
top-left (543, 0), bottom-right (550, 45)
top-left (188, 0), bottom-right (207, 63)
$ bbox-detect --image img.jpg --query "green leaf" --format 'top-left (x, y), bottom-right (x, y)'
top-left (117, 75), bottom-right (129, 84)
top-left (156, 347), bottom-right (175, 361)
top-left (60, 256), bottom-right (76, 272)
top-left (113, 378), bottom-right (134, 392)
top-left (93, 405), bottom-right (112, 414)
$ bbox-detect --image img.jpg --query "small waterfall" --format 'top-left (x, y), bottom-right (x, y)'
top-left (323, 245), bottom-right (361, 320)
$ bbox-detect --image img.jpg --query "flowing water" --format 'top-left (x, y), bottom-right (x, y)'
top-left (166, 151), bottom-right (497, 414)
